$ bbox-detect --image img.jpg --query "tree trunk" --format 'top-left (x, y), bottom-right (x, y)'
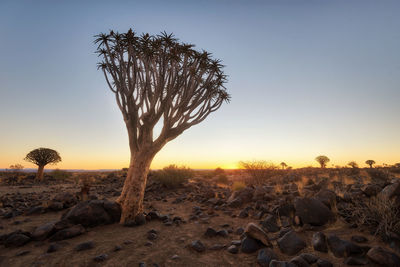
top-left (36, 165), bottom-right (45, 180)
top-left (117, 151), bottom-right (154, 223)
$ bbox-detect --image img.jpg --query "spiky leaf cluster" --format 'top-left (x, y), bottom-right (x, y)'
top-left (24, 148), bottom-right (61, 166)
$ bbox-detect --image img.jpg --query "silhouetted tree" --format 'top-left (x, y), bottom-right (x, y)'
top-left (24, 148), bottom-right (61, 180)
top-left (348, 161), bottom-right (359, 168)
top-left (315, 155), bottom-right (330, 168)
top-left (95, 29), bottom-right (229, 223)
top-left (280, 162), bottom-right (287, 170)
top-left (365, 160), bottom-right (375, 168)
top-left (9, 164), bottom-right (24, 172)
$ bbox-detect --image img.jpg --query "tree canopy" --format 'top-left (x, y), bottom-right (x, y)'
top-left (24, 148), bottom-right (61, 167)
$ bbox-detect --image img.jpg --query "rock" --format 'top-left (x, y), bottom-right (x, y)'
top-left (290, 256), bottom-right (310, 267)
top-left (15, 250), bottom-right (30, 256)
top-left (171, 254), bottom-right (179, 260)
top-left (48, 201), bottom-right (64, 211)
top-left (204, 227), bottom-right (218, 237)
top-left (238, 209), bottom-right (249, 218)
top-left (294, 197), bottom-right (334, 226)
top-left (47, 243), bottom-right (62, 253)
top-left (379, 182), bottom-right (400, 199)
top-left (190, 240), bottom-right (205, 252)
top-left (241, 236), bottom-right (263, 253)
top-left (344, 256), bottom-right (369, 265)
top-left (362, 184), bottom-right (381, 197)
top-left (261, 214), bottom-right (280, 233)
top-left (315, 189), bottom-right (336, 209)
top-left (277, 230), bottom-right (306, 255)
top-left (4, 233), bottom-right (31, 247)
top-left (312, 232), bottom-right (328, 252)
top-left (269, 260), bottom-right (296, 267)
top-left (147, 211), bottom-right (161, 220)
top-left (52, 192), bottom-right (77, 208)
top-left (257, 248), bottom-right (278, 267)
top-left (25, 206), bottom-right (45, 215)
top-left (209, 244), bottom-right (225, 250)
top-left (93, 254), bottom-right (108, 262)
top-left (227, 245), bottom-right (239, 254)
top-left (217, 229), bottom-right (229, 237)
top-left (299, 253), bottom-right (318, 264)
top-left (367, 246), bottom-right (400, 267)
top-left (275, 203), bottom-right (295, 218)
top-left (147, 232), bottom-right (157, 240)
top-left (75, 241), bottom-right (94, 251)
top-left (316, 259), bottom-right (333, 267)
top-left (236, 227), bottom-right (244, 235)
top-left (327, 234), bottom-right (363, 258)
top-left (351, 235), bottom-right (368, 243)
top-left (244, 222), bottom-right (272, 247)
top-left (49, 224), bottom-right (85, 241)
top-left (62, 199), bottom-right (120, 227)
top-left (32, 221), bottom-right (56, 241)
top-left (113, 245), bottom-right (122, 251)
top-left (227, 187), bottom-right (254, 208)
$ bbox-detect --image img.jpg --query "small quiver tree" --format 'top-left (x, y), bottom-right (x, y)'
top-left (95, 29), bottom-right (229, 223)
top-left (315, 155), bottom-right (330, 168)
top-left (24, 148), bottom-right (61, 180)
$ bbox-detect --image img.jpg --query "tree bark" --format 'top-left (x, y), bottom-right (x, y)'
top-left (117, 151), bottom-right (155, 223)
top-left (36, 165), bottom-right (45, 180)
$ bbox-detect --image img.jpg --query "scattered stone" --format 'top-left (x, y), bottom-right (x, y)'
top-left (290, 256), bottom-right (310, 267)
top-left (217, 229), bottom-right (229, 237)
top-left (269, 260), bottom-right (296, 267)
top-left (75, 241), bottom-right (94, 251)
top-left (47, 243), bottom-right (62, 253)
top-left (351, 235), bottom-right (368, 244)
top-left (204, 227), bottom-right (217, 237)
top-left (49, 224), bottom-right (85, 242)
top-left (257, 248), bottom-right (278, 267)
top-left (238, 209), bottom-right (249, 218)
top-left (244, 222), bottom-right (272, 247)
top-left (327, 234), bottom-right (363, 258)
top-left (316, 259), bottom-right (333, 267)
top-left (261, 214), bottom-right (280, 233)
top-left (113, 245), bottom-right (122, 251)
top-left (209, 244), bottom-right (225, 250)
top-left (344, 256), bottom-right (369, 265)
top-left (241, 236), bottom-right (263, 253)
top-left (93, 254), bottom-right (108, 262)
top-left (299, 253), bottom-right (318, 264)
top-left (367, 246), bottom-right (400, 267)
top-left (171, 254), bottom-right (179, 260)
top-left (227, 245), bottom-right (239, 254)
top-left (32, 221), bottom-right (56, 241)
top-left (277, 230), bottom-right (306, 255)
top-left (312, 232), bottom-right (328, 253)
top-left (4, 233), bottom-right (31, 247)
top-left (147, 232), bottom-right (157, 240)
top-left (15, 250), bottom-right (30, 256)
top-left (190, 240), bottom-right (205, 252)
top-left (294, 197), bottom-right (334, 226)
top-left (236, 227), bottom-right (244, 235)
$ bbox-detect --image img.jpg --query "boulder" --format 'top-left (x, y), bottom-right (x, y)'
top-left (4, 233), bottom-right (31, 247)
top-left (327, 234), bottom-right (363, 258)
top-left (32, 221), bottom-right (56, 240)
top-left (366, 246), bottom-right (400, 267)
top-left (315, 189), bottom-right (336, 209)
top-left (361, 184), bottom-right (381, 197)
top-left (379, 182), bottom-right (400, 199)
top-left (244, 222), bottom-right (272, 247)
top-left (257, 248), bottom-right (278, 267)
top-left (190, 240), bottom-right (206, 252)
top-left (290, 256), bottom-right (310, 267)
top-left (241, 236), bottom-right (263, 253)
top-left (62, 199), bottom-right (121, 227)
top-left (261, 214), bottom-right (280, 233)
top-left (277, 230), bottom-right (306, 255)
top-left (294, 197), bottom-right (334, 226)
top-left (227, 187), bottom-right (254, 208)
top-left (49, 224), bottom-right (85, 241)
top-left (312, 232), bottom-right (328, 252)
top-left (51, 192), bottom-right (77, 208)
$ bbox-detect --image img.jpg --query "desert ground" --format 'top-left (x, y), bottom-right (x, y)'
top-left (0, 167), bottom-right (400, 267)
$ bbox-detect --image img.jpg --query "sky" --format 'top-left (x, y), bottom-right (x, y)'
top-left (0, 0), bottom-right (399, 170)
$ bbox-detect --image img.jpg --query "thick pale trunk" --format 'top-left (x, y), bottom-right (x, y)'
top-left (117, 151), bottom-right (154, 223)
top-left (37, 165), bottom-right (45, 180)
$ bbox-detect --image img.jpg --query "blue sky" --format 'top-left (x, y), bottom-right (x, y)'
top-left (1, 0), bottom-right (399, 169)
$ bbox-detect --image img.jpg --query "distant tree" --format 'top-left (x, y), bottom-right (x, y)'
top-left (95, 29), bottom-right (229, 223)
top-left (348, 161), bottom-right (359, 168)
top-left (9, 164), bottom-right (24, 172)
top-left (315, 155), bottom-right (330, 168)
top-left (394, 163), bottom-right (400, 168)
top-left (24, 148), bottom-right (61, 180)
top-left (214, 167), bottom-right (225, 175)
top-left (365, 160), bottom-right (375, 168)
top-left (280, 162), bottom-right (287, 170)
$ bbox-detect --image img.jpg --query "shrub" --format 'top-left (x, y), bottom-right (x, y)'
top-left (352, 195), bottom-right (400, 241)
top-left (50, 169), bottom-right (72, 181)
top-left (215, 174), bottom-right (229, 184)
top-left (214, 167), bottom-right (225, 176)
top-left (239, 160), bottom-right (278, 185)
top-left (367, 169), bottom-right (392, 184)
top-left (232, 181), bottom-right (245, 191)
top-left (152, 165), bottom-right (193, 188)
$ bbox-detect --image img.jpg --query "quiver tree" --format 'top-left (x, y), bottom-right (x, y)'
top-left (315, 155), bottom-right (330, 168)
top-left (365, 160), bottom-right (375, 168)
top-left (24, 148), bottom-right (61, 180)
top-left (95, 29), bottom-right (230, 223)
top-left (280, 162), bottom-right (287, 170)
top-left (347, 161), bottom-right (359, 168)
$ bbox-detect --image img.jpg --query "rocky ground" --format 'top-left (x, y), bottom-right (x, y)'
top-left (0, 170), bottom-right (400, 267)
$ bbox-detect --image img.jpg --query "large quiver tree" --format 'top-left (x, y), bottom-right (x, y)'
top-left (95, 29), bottom-right (230, 223)
top-left (24, 148), bottom-right (61, 180)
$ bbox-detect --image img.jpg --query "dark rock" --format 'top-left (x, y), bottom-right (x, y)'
top-left (48, 201), bottom-right (64, 211)
top-left (316, 259), bottom-right (333, 267)
top-left (351, 235), bottom-right (368, 243)
top-left (241, 236), bottom-right (263, 253)
top-left (204, 227), bottom-right (218, 237)
top-left (294, 197), bottom-right (334, 226)
top-left (147, 211), bottom-right (161, 220)
top-left (238, 209), bottom-right (249, 218)
top-left (299, 253), bottom-right (318, 264)
top-left (327, 234), bottom-right (363, 258)
top-left (277, 230), bottom-right (306, 255)
top-left (362, 184), bottom-right (381, 197)
top-left (25, 206), bottom-right (45, 215)
top-left (47, 243), bottom-right (62, 253)
top-left (15, 250), bottom-right (30, 256)
top-left (275, 203), bottom-right (295, 218)
top-left (269, 260), bottom-right (296, 267)
top-left (236, 227), bottom-right (244, 235)
top-left (244, 222), bottom-right (272, 247)
top-left (62, 199), bottom-right (120, 227)
top-left (344, 256), bottom-right (369, 265)
top-left (312, 232), bottom-right (328, 252)
top-left (257, 248), bottom-right (278, 267)
top-left (290, 256), bottom-right (310, 267)
top-left (217, 229), bottom-right (229, 237)
top-left (315, 189), bottom-right (337, 209)
top-left (75, 241), bottom-right (94, 251)
top-left (190, 240), bottom-right (205, 252)
top-left (52, 192), bottom-right (77, 208)
top-left (209, 244), bottom-right (225, 250)
top-left (94, 254), bottom-right (108, 262)
top-left (32, 221), bottom-right (56, 241)
top-left (379, 182), bottom-right (400, 199)
top-left (227, 245), bottom-right (239, 254)
top-left (147, 232), bottom-right (157, 240)
top-left (49, 224), bottom-right (85, 241)
top-left (4, 233), bottom-right (31, 247)
top-left (367, 246), bottom-right (400, 267)
top-left (261, 214), bottom-right (280, 233)
top-left (113, 245), bottom-right (122, 251)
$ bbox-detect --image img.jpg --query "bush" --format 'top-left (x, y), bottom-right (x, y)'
top-left (50, 169), bottom-right (72, 181)
top-left (367, 169), bottom-right (392, 184)
top-left (215, 174), bottom-right (229, 184)
top-left (232, 181), bottom-right (245, 191)
top-left (239, 160), bottom-right (279, 185)
top-left (352, 195), bottom-right (400, 241)
top-left (152, 165), bottom-right (193, 188)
